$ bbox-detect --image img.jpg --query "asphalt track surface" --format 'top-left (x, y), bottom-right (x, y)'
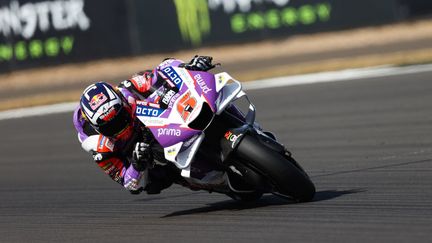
top-left (1, 70), bottom-right (432, 242)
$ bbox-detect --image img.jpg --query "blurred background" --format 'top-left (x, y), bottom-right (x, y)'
top-left (1, 0), bottom-right (432, 110)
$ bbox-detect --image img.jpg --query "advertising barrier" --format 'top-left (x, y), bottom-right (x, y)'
top-left (0, 0), bottom-right (131, 73)
top-left (398, 0), bottom-right (432, 18)
top-left (0, 0), bottom-right (410, 73)
top-left (132, 0), bottom-right (400, 53)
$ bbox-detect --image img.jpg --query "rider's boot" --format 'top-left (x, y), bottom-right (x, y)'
top-left (144, 164), bottom-right (180, 194)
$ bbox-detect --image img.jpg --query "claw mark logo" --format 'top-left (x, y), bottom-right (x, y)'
top-left (173, 0), bottom-right (211, 46)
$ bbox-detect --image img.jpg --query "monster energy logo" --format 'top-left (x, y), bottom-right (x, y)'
top-left (173, 0), bottom-right (211, 46)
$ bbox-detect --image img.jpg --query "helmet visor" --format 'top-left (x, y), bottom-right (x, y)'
top-left (98, 106), bottom-right (131, 137)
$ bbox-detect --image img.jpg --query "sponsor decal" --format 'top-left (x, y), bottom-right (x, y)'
top-left (136, 106), bottom-right (164, 117)
top-left (112, 171), bottom-right (122, 183)
top-left (131, 75), bottom-right (145, 87)
top-left (208, 0), bottom-right (291, 14)
top-left (218, 75), bottom-right (224, 84)
top-left (0, 35), bottom-right (74, 62)
top-left (162, 90), bottom-right (177, 106)
top-left (89, 92), bottom-right (108, 110)
top-left (0, 0), bottom-right (90, 39)
top-left (99, 106), bottom-right (116, 121)
top-left (122, 80), bottom-right (132, 88)
top-left (0, 0), bottom-right (89, 63)
top-left (137, 99), bottom-right (160, 108)
top-left (164, 143), bottom-right (183, 162)
top-left (98, 136), bottom-right (114, 151)
top-left (176, 67), bottom-right (195, 87)
top-left (136, 100), bottom-right (147, 105)
top-left (230, 2), bottom-right (332, 33)
top-left (139, 117), bottom-right (167, 126)
top-left (166, 147), bottom-right (177, 156)
top-left (172, 0), bottom-right (331, 45)
top-left (154, 95), bottom-right (161, 104)
top-left (105, 138), bottom-right (114, 151)
top-left (148, 102), bottom-right (160, 108)
top-left (194, 73), bottom-right (212, 94)
top-left (162, 66), bottom-right (183, 88)
top-left (225, 131), bottom-right (242, 148)
top-left (98, 136), bottom-right (106, 149)
top-left (157, 128), bottom-right (182, 137)
top-left (105, 164), bottom-right (115, 175)
top-left (168, 93), bottom-right (181, 109)
top-left (130, 75), bottom-right (150, 92)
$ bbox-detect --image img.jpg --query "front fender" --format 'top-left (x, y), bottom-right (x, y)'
top-left (220, 125), bottom-right (251, 162)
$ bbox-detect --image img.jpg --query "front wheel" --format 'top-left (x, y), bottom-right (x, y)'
top-left (235, 134), bottom-right (315, 202)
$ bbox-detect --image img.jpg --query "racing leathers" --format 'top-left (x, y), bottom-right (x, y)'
top-left (73, 57), bottom-right (215, 194)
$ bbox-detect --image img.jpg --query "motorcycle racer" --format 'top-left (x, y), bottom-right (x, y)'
top-left (73, 56), bottom-right (216, 195)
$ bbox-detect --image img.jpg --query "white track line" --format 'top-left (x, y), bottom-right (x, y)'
top-left (1, 64), bottom-right (432, 121)
top-left (0, 102), bottom-right (77, 121)
top-left (243, 63), bottom-right (432, 90)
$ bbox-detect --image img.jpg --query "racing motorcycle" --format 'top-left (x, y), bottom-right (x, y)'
top-left (136, 64), bottom-right (315, 202)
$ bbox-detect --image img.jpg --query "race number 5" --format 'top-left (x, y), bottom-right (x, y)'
top-left (177, 91), bottom-right (197, 122)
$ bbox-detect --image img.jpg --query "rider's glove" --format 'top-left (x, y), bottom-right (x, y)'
top-left (132, 142), bottom-right (153, 171)
top-left (123, 165), bottom-right (144, 194)
top-left (184, 55), bottom-right (217, 71)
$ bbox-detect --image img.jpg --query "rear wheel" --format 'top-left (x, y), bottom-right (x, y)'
top-left (235, 134), bottom-right (315, 202)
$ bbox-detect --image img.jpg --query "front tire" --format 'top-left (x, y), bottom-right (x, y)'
top-left (235, 134), bottom-right (315, 202)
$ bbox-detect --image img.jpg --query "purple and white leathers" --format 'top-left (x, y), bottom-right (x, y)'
top-left (73, 59), bottom-right (187, 193)
top-left (72, 57), bottom-right (229, 194)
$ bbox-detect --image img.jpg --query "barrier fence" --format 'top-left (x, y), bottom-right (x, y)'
top-left (0, 0), bottom-right (429, 73)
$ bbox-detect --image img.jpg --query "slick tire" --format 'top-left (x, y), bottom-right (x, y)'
top-left (236, 134), bottom-right (316, 202)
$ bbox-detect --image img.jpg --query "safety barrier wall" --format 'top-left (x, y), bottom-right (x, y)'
top-left (0, 0), bottom-right (131, 73)
top-left (132, 0), bottom-right (400, 54)
top-left (398, 0), bottom-right (432, 18)
top-left (0, 0), bottom-right (427, 73)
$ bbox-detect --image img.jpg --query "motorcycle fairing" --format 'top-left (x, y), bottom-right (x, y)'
top-left (136, 66), bottom-right (253, 178)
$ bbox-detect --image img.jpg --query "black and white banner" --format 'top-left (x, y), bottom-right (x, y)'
top-left (1, 0), bottom-right (422, 73)
top-left (0, 0), bottom-right (131, 72)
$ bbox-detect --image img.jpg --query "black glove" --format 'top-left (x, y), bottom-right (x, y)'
top-left (132, 142), bottom-right (153, 171)
top-left (184, 55), bottom-right (217, 71)
top-left (144, 165), bottom-right (176, 194)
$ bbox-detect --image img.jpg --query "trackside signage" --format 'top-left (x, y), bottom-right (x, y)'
top-left (134, 0), bottom-right (399, 53)
top-left (1, 0), bottom-right (402, 73)
top-left (0, 0), bottom-right (90, 39)
top-left (0, 0), bottom-right (131, 73)
top-left (172, 0), bottom-right (399, 46)
top-left (193, 0), bottom-right (333, 44)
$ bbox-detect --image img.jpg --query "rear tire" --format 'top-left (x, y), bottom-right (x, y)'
top-left (235, 134), bottom-right (315, 202)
